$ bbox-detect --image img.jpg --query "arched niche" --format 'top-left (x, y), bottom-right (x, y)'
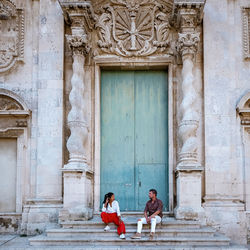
top-left (0, 89), bottom-right (30, 229)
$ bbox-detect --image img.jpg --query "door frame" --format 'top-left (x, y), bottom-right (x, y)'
top-left (93, 58), bottom-right (175, 214)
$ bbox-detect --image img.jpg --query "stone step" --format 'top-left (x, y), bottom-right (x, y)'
top-left (29, 234), bottom-right (231, 247)
top-left (94, 211), bottom-right (172, 217)
top-left (46, 227), bottom-right (216, 238)
top-left (61, 217), bottom-right (201, 229)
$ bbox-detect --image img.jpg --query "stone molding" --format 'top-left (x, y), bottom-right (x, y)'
top-left (0, 0), bottom-right (24, 73)
top-left (94, 0), bottom-right (173, 57)
top-left (242, 7), bottom-right (250, 59)
top-left (0, 88), bottom-right (29, 111)
top-left (172, 0), bottom-right (205, 30)
top-left (237, 92), bottom-right (250, 126)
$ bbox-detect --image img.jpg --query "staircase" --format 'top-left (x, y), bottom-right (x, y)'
top-left (29, 213), bottom-right (240, 249)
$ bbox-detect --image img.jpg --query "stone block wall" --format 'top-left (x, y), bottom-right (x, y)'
top-left (203, 0), bottom-right (250, 244)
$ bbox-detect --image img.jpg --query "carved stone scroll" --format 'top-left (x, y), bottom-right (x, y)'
top-left (242, 7), bottom-right (250, 59)
top-left (94, 0), bottom-right (173, 57)
top-left (0, 0), bottom-right (24, 73)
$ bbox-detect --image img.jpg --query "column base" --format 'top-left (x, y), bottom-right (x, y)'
top-left (174, 205), bottom-right (205, 221)
top-left (59, 206), bottom-right (93, 222)
top-left (175, 165), bottom-right (204, 221)
top-left (61, 166), bottom-right (93, 222)
top-left (20, 198), bottom-right (62, 235)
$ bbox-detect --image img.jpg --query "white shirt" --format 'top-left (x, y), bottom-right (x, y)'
top-left (102, 200), bottom-right (121, 216)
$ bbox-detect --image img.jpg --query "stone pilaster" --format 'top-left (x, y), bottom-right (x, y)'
top-left (58, 0), bottom-right (95, 221)
top-left (173, 0), bottom-right (205, 220)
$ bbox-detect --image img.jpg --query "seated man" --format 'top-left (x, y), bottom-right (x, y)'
top-left (131, 189), bottom-right (163, 239)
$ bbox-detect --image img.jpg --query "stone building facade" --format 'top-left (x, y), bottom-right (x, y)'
top-left (0, 0), bottom-right (249, 245)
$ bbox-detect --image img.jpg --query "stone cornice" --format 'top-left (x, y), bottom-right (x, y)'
top-left (58, 1), bottom-right (96, 56)
top-left (58, 1), bottom-right (96, 31)
top-left (172, 0), bottom-right (206, 32)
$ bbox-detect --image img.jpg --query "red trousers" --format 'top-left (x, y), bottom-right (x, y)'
top-left (101, 212), bottom-right (126, 235)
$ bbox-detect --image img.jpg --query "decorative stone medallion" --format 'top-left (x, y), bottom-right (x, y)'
top-left (94, 0), bottom-right (173, 57)
top-left (0, 0), bottom-right (24, 73)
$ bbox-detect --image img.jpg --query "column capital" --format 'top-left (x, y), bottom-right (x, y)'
top-left (177, 32), bottom-right (200, 59)
top-left (58, 1), bottom-right (96, 55)
top-left (66, 34), bottom-right (90, 56)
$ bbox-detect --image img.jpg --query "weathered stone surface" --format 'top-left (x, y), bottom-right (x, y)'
top-left (0, 0), bottom-right (249, 246)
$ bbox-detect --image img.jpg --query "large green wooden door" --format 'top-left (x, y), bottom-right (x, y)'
top-left (101, 70), bottom-right (168, 211)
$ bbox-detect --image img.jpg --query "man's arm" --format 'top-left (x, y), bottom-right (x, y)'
top-left (149, 210), bottom-right (161, 218)
top-left (144, 203), bottom-right (150, 223)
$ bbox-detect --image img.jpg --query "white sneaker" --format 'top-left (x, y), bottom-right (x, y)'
top-left (119, 233), bottom-right (126, 239)
top-left (104, 225), bottom-right (110, 231)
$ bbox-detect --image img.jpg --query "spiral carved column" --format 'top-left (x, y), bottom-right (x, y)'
top-left (58, 1), bottom-right (96, 221)
top-left (173, 1), bottom-right (205, 221)
top-left (177, 32), bottom-right (200, 168)
top-left (66, 35), bottom-right (89, 169)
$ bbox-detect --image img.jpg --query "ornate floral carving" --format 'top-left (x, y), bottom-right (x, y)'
top-left (178, 32), bottom-right (200, 57)
top-left (95, 0), bottom-right (173, 57)
top-left (0, 0), bottom-right (24, 73)
top-left (66, 35), bottom-right (90, 56)
top-left (242, 7), bottom-right (250, 59)
top-left (0, 96), bottom-right (23, 110)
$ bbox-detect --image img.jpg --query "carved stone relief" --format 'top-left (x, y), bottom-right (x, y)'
top-left (93, 0), bottom-right (174, 57)
top-left (0, 0), bottom-right (24, 73)
top-left (237, 92), bottom-right (250, 126)
top-left (242, 7), bottom-right (250, 59)
top-left (0, 96), bottom-right (23, 110)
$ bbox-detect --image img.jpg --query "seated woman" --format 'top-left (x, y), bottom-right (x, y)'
top-left (101, 192), bottom-right (126, 239)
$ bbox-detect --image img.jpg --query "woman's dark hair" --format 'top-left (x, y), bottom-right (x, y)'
top-left (103, 192), bottom-right (114, 204)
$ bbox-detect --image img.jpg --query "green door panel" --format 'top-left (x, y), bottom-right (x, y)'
top-left (101, 70), bottom-right (168, 211)
top-left (137, 164), bottom-right (167, 211)
top-left (134, 71), bottom-right (168, 210)
top-left (101, 71), bottom-right (135, 210)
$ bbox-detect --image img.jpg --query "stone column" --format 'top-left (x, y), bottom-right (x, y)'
top-left (58, 1), bottom-right (95, 221)
top-left (173, 1), bottom-right (205, 220)
top-left (66, 34), bottom-right (89, 169)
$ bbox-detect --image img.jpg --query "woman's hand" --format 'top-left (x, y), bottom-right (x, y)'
top-left (104, 198), bottom-right (109, 207)
top-left (118, 216), bottom-right (122, 224)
